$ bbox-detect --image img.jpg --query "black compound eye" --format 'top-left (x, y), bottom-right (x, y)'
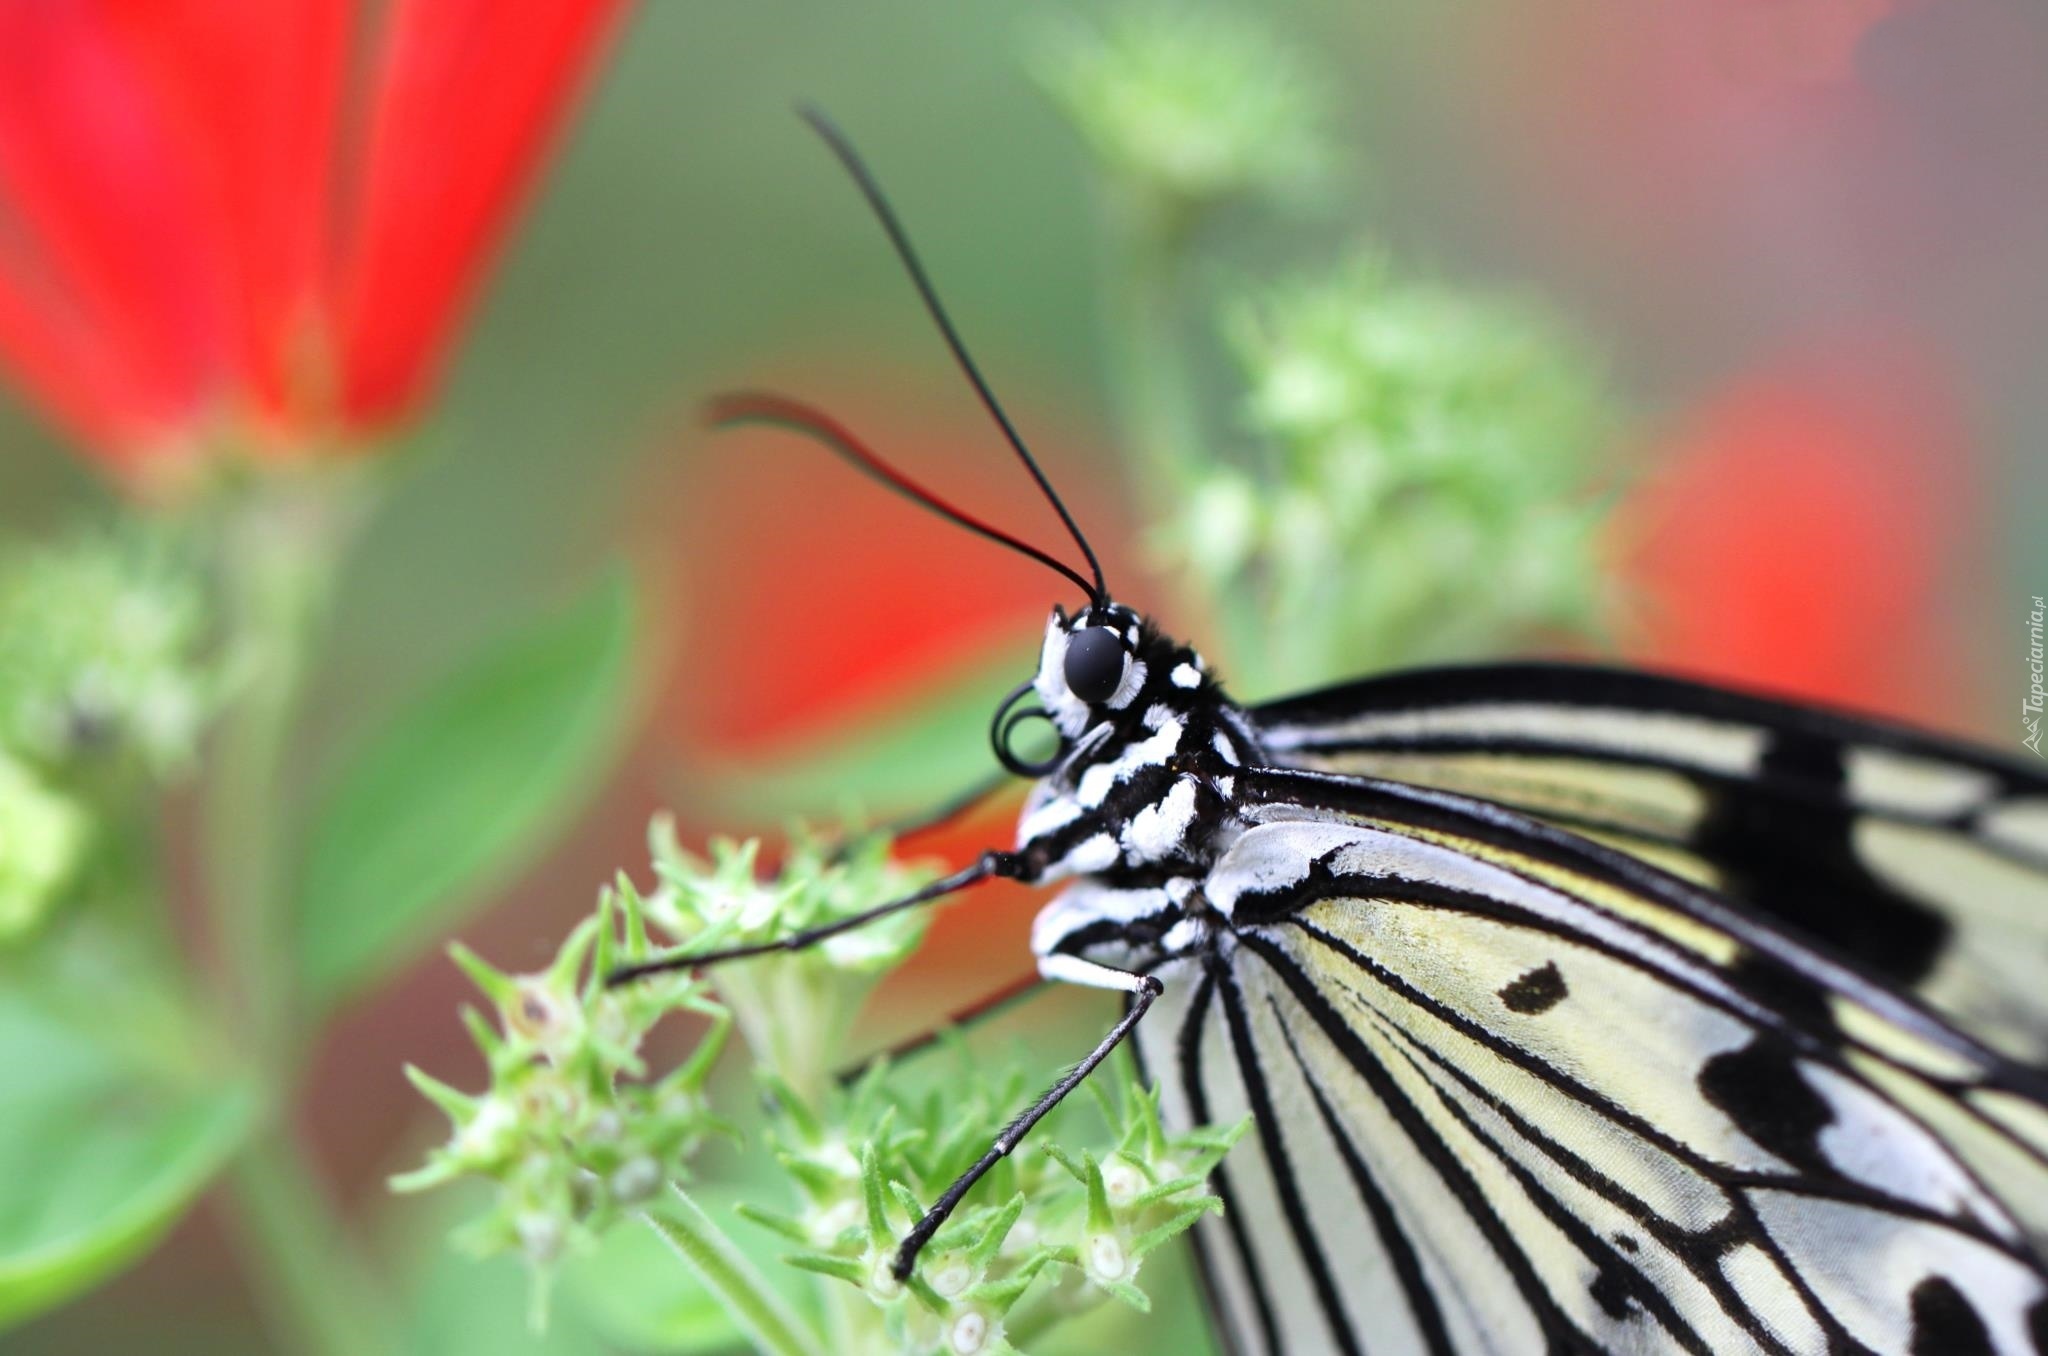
top-left (1063, 627), bottom-right (1127, 705)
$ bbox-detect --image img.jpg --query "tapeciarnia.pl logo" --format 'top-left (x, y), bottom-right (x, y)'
top-left (2027, 594), bottom-right (2045, 757)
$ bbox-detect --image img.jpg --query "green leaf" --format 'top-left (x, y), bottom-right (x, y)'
top-left (296, 567), bottom-right (637, 1005)
top-left (699, 651), bottom-right (1023, 822)
top-left (0, 995), bottom-right (254, 1329)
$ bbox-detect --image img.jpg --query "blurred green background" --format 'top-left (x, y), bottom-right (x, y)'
top-left (5, 0), bottom-right (2046, 1351)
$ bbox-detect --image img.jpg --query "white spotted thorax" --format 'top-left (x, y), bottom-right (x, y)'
top-left (1017, 603), bottom-right (1261, 976)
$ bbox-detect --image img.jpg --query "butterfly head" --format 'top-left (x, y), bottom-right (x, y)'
top-left (1001, 600), bottom-right (1251, 882)
top-left (990, 600), bottom-right (1224, 778)
top-left (1035, 602), bottom-right (1150, 736)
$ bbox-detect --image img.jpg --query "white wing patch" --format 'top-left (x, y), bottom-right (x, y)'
top-left (1854, 817), bottom-right (2048, 1065)
top-left (1846, 747), bottom-right (2000, 819)
top-left (1982, 798), bottom-right (2048, 863)
top-left (1255, 670), bottom-right (2048, 1071)
top-left (1746, 1192), bottom-right (2047, 1355)
top-left (1159, 817), bottom-right (2048, 1356)
top-left (1261, 702), bottom-right (1769, 779)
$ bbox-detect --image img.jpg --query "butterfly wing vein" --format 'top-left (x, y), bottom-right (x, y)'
top-left (1144, 789), bottom-right (2048, 1356)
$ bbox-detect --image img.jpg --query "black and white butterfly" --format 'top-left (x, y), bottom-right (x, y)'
top-left (614, 110), bottom-right (2048, 1355)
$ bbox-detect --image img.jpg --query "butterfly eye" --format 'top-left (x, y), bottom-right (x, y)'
top-left (1063, 627), bottom-right (1127, 705)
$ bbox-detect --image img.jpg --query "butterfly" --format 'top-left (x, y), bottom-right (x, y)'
top-left (612, 109), bottom-right (2048, 1355)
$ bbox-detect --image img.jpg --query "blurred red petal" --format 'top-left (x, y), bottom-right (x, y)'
top-left (335, 0), bottom-right (630, 426)
top-left (0, 0), bottom-right (225, 454)
top-left (864, 803), bottom-right (1044, 1041)
top-left (96, 0), bottom-right (351, 434)
top-left (1714, 0), bottom-right (1895, 86)
top-left (0, 229), bottom-right (137, 454)
top-left (664, 390), bottom-right (1118, 752)
top-left (1626, 346), bottom-right (1969, 721)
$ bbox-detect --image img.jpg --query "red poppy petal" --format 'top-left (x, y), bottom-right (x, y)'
top-left (96, 0), bottom-right (351, 436)
top-left (0, 0), bottom-right (224, 455)
top-left (335, 0), bottom-right (631, 428)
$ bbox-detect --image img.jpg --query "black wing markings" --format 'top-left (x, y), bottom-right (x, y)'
top-left (1261, 990), bottom-right (1459, 1356)
top-left (1213, 956), bottom-right (1369, 1356)
top-left (1250, 661), bottom-right (2048, 1062)
top-left (1176, 965), bottom-right (1285, 1355)
top-left (1233, 764), bottom-right (2048, 1110)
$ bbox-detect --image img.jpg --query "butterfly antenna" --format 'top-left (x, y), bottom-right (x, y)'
top-left (797, 104), bottom-right (1108, 609)
top-left (705, 393), bottom-right (1102, 603)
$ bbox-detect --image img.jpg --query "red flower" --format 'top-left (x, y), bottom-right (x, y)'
top-left (0, 0), bottom-right (630, 470)
top-left (1624, 341), bottom-right (1972, 725)
top-left (673, 401), bottom-right (1073, 753)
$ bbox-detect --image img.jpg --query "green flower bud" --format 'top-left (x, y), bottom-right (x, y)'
top-left (0, 528), bottom-right (217, 785)
top-left (647, 818), bottom-right (938, 1100)
top-left (1036, 5), bottom-right (1328, 230)
top-left (398, 867), bottom-right (730, 1318)
top-left (759, 1053), bottom-right (1239, 1344)
top-left (1204, 255), bottom-right (1620, 687)
top-left (608, 1155), bottom-right (662, 1206)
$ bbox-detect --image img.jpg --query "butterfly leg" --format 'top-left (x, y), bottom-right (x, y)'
top-left (605, 849), bottom-right (1025, 986)
top-left (890, 956), bottom-right (1161, 1279)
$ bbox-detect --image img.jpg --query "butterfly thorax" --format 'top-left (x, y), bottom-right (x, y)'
top-left (1014, 604), bottom-right (1261, 971)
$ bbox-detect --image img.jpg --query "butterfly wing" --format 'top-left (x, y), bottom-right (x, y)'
top-left (1251, 662), bottom-right (2048, 1066)
top-left (1140, 766), bottom-right (2048, 1356)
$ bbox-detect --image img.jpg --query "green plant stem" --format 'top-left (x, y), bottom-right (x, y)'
top-left (209, 484), bottom-right (328, 1074)
top-left (225, 1136), bottom-right (395, 1356)
top-left (1104, 189), bottom-right (1204, 504)
top-left (1101, 189), bottom-right (1271, 685)
top-left (644, 1186), bottom-right (825, 1356)
top-left (201, 472), bottom-right (393, 1356)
